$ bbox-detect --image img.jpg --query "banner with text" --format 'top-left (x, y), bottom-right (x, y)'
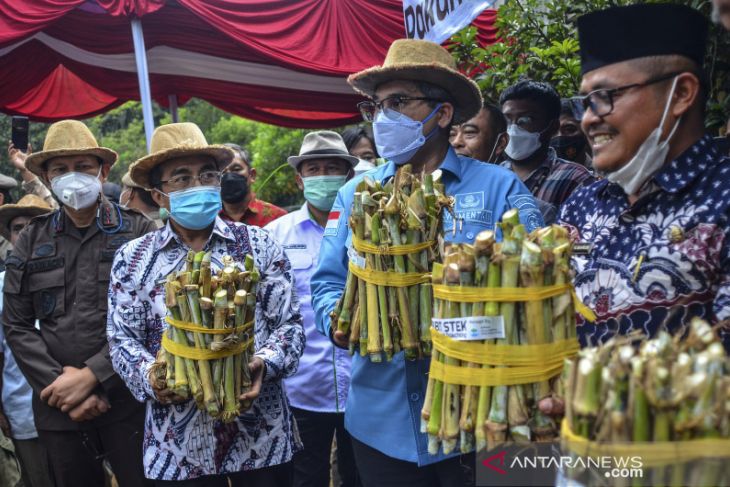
top-left (403, 0), bottom-right (494, 44)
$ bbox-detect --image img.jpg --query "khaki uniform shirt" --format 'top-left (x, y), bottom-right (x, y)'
top-left (1, 198), bottom-right (157, 430)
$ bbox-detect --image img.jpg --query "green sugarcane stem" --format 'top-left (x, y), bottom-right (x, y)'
top-left (200, 298), bottom-right (214, 329)
top-left (631, 358), bottom-right (650, 442)
top-left (374, 221), bottom-right (392, 361)
top-left (352, 193), bottom-right (368, 356)
top-left (185, 249), bottom-right (195, 273)
top-left (177, 291), bottom-right (191, 322)
top-left (458, 246), bottom-right (477, 453)
top-left (384, 215), bottom-right (418, 358)
top-left (221, 355), bottom-right (238, 421)
top-left (419, 282), bottom-right (432, 356)
top-left (337, 272), bottom-right (358, 334)
top-left (427, 372), bottom-right (444, 455)
top-left (191, 251), bottom-right (204, 284)
top-left (366, 212), bottom-right (383, 362)
top-left (552, 243), bottom-right (571, 341)
top-left (406, 230), bottom-right (420, 349)
top-left (213, 290), bottom-right (228, 350)
top-left (442, 263), bottom-right (462, 454)
top-left (193, 332), bottom-right (219, 416)
top-left (199, 252), bottom-right (212, 296)
top-left (349, 303), bottom-right (361, 356)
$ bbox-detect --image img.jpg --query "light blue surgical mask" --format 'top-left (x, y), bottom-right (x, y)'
top-left (302, 175), bottom-right (347, 211)
top-left (373, 105), bottom-right (442, 165)
top-left (168, 186), bottom-right (221, 230)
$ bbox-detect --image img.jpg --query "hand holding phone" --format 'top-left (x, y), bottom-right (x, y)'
top-left (11, 116), bottom-right (29, 153)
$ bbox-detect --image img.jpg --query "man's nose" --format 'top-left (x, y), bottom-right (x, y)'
top-left (451, 132), bottom-right (464, 148)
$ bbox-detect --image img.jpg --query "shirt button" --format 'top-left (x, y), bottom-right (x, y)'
top-left (410, 393), bottom-right (420, 402)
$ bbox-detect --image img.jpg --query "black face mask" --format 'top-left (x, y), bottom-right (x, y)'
top-left (220, 172), bottom-right (249, 204)
top-left (550, 135), bottom-right (587, 162)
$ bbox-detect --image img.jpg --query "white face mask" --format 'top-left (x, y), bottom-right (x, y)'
top-left (51, 169), bottom-right (102, 210)
top-left (505, 124), bottom-right (543, 161)
top-left (606, 76), bottom-right (680, 196)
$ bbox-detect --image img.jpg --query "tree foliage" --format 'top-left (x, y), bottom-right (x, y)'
top-left (450, 0), bottom-right (730, 132)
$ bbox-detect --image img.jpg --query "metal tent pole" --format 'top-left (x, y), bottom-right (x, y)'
top-left (131, 18), bottom-right (154, 151)
top-left (168, 94), bottom-right (179, 123)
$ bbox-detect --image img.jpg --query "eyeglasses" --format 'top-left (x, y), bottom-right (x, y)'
top-left (358, 95), bottom-right (439, 122)
top-left (577, 72), bottom-right (681, 118)
top-left (159, 170), bottom-right (222, 191)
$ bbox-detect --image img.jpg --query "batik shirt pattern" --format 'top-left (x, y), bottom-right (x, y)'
top-left (559, 136), bottom-right (730, 350)
top-left (106, 217), bottom-right (304, 480)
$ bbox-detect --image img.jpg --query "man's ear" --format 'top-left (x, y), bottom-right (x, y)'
top-left (150, 189), bottom-right (169, 210)
top-left (670, 72), bottom-right (700, 121)
top-left (100, 162), bottom-right (111, 183)
top-left (248, 167), bottom-right (257, 184)
top-left (437, 103), bottom-right (455, 129)
top-left (493, 133), bottom-right (509, 162)
top-left (295, 173), bottom-right (304, 191)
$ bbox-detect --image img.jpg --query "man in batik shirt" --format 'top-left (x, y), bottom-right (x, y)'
top-left (559, 4), bottom-right (730, 351)
top-left (106, 123), bottom-right (304, 486)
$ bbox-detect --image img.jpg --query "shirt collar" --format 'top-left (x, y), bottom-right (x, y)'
top-left (293, 203), bottom-right (314, 226)
top-left (380, 147), bottom-right (463, 183)
top-left (156, 216), bottom-right (236, 250)
top-left (653, 135), bottom-right (718, 193)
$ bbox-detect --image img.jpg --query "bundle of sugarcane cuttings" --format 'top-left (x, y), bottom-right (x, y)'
top-left (424, 210), bottom-right (579, 455)
top-left (331, 164), bottom-right (453, 362)
top-left (562, 319), bottom-right (730, 486)
top-left (151, 250), bottom-right (258, 422)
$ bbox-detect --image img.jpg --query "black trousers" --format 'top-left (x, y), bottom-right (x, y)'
top-left (12, 437), bottom-right (55, 487)
top-left (351, 437), bottom-right (475, 487)
top-left (290, 407), bottom-right (360, 487)
top-left (37, 408), bottom-right (152, 487)
top-left (153, 462), bottom-right (291, 487)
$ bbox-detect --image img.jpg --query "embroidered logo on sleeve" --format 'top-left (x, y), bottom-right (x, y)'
top-left (324, 211), bottom-right (341, 237)
top-left (507, 195), bottom-right (542, 233)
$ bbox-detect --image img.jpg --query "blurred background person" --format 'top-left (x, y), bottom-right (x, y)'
top-left (120, 171), bottom-right (163, 227)
top-left (0, 194), bottom-right (55, 487)
top-left (550, 98), bottom-right (592, 168)
top-left (449, 101), bottom-right (507, 163)
top-left (342, 126), bottom-right (378, 175)
top-left (219, 142), bottom-right (287, 226)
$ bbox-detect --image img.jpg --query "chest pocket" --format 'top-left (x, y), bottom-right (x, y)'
top-left (98, 234), bottom-right (132, 310)
top-left (27, 265), bottom-right (65, 319)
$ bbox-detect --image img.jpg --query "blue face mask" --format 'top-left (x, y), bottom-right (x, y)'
top-left (373, 104), bottom-right (442, 165)
top-left (168, 186), bottom-right (222, 230)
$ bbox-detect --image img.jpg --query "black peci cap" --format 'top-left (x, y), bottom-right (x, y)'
top-left (578, 3), bottom-right (708, 75)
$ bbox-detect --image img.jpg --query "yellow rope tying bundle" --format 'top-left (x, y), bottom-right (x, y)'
top-left (561, 419), bottom-right (730, 468)
top-left (162, 316), bottom-right (254, 360)
top-left (351, 235), bottom-right (434, 256)
top-left (429, 328), bottom-right (579, 386)
top-left (349, 236), bottom-right (434, 288)
top-left (348, 261), bottom-right (430, 287)
top-left (430, 282), bottom-right (587, 387)
top-left (432, 283), bottom-right (596, 322)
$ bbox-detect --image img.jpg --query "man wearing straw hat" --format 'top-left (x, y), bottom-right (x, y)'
top-left (311, 39), bottom-right (543, 486)
top-left (1, 120), bottom-right (157, 487)
top-left (107, 122), bottom-right (304, 485)
top-left (0, 194), bottom-right (55, 487)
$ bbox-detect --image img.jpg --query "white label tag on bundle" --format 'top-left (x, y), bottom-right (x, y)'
top-left (348, 247), bottom-right (366, 269)
top-left (431, 316), bottom-right (506, 341)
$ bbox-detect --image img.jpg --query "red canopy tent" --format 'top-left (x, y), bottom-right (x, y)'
top-left (0, 0), bottom-right (498, 131)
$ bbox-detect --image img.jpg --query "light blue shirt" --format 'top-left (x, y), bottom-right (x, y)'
top-left (0, 271), bottom-right (37, 440)
top-left (311, 148), bottom-right (543, 466)
top-left (265, 204), bottom-right (350, 413)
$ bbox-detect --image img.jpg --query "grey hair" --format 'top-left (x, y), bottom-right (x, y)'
top-left (223, 143), bottom-right (250, 167)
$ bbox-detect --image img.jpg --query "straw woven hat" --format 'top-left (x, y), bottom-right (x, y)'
top-left (25, 120), bottom-right (118, 177)
top-left (0, 194), bottom-right (53, 240)
top-left (347, 39), bottom-right (482, 124)
top-left (130, 123), bottom-right (235, 190)
top-left (121, 171), bottom-right (141, 189)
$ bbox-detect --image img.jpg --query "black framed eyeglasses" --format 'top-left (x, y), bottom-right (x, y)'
top-left (357, 95), bottom-right (439, 122)
top-left (159, 170), bottom-right (222, 191)
top-left (577, 71), bottom-right (681, 118)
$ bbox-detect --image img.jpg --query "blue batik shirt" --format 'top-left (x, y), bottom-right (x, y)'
top-left (559, 135), bottom-right (730, 350)
top-left (311, 147), bottom-right (543, 466)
